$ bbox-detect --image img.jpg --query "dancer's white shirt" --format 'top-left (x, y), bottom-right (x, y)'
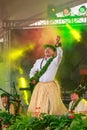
top-left (29, 47), bottom-right (63, 82)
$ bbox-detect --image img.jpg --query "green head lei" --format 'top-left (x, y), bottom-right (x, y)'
top-left (1, 93), bottom-right (9, 98)
top-left (44, 44), bottom-right (56, 52)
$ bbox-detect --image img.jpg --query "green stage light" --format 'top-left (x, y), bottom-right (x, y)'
top-left (79, 6), bottom-right (86, 13)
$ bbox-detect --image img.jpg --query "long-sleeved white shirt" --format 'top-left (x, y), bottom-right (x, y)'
top-left (29, 47), bottom-right (63, 82)
top-left (69, 98), bottom-right (87, 113)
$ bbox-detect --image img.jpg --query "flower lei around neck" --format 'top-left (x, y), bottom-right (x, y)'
top-left (71, 97), bottom-right (82, 111)
top-left (30, 57), bottom-right (54, 84)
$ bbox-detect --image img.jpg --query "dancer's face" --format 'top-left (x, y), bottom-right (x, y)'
top-left (44, 47), bottom-right (55, 58)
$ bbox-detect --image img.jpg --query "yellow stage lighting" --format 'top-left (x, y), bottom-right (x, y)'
top-left (18, 77), bottom-right (29, 105)
top-left (66, 24), bottom-right (81, 42)
top-left (8, 49), bottom-right (23, 61)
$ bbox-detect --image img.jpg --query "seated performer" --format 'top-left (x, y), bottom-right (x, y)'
top-left (68, 90), bottom-right (87, 114)
top-left (0, 93), bottom-right (15, 115)
top-left (27, 36), bottom-right (67, 116)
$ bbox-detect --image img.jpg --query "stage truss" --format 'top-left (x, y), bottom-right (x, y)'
top-left (2, 15), bottom-right (87, 29)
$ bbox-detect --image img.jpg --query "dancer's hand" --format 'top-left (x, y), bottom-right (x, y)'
top-left (55, 35), bottom-right (60, 47)
top-left (31, 79), bottom-right (37, 85)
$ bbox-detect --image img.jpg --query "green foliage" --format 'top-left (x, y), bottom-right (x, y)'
top-left (9, 115), bottom-right (32, 130)
top-left (49, 113), bottom-right (74, 130)
top-left (0, 110), bottom-right (15, 126)
top-left (70, 114), bottom-right (87, 130)
top-left (0, 111), bottom-right (87, 130)
top-left (9, 113), bottom-right (74, 130)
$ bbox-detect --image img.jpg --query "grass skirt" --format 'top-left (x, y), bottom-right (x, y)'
top-left (28, 81), bottom-right (67, 115)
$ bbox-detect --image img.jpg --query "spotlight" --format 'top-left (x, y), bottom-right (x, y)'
top-left (79, 6), bottom-right (86, 15)
top-left (48, 5), bottom-right (57, 19)
top-left (63, 8), bottom-right (71, 16)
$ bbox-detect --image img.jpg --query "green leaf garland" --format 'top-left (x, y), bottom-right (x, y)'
top-left (30, 57), bottom-right (54, 83)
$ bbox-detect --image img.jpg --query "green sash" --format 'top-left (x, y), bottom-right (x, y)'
top-left (71, 98), bottom-right (82, 111)
top-left (29, 57), bottom-right (54, 93)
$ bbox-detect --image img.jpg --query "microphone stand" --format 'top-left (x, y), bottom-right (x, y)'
top-left (0, 88), bottom-right (21, 102)
top-left (0, 88), bottom-right (14, 98)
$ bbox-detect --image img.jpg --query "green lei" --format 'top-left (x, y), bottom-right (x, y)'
top-left (71, 98), bottom-right (82, 111)
top-left (30, 57), bottom-right (54, 84)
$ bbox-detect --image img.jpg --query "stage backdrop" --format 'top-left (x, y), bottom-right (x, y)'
top-left (10, 25), bottom-right (87, 93)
